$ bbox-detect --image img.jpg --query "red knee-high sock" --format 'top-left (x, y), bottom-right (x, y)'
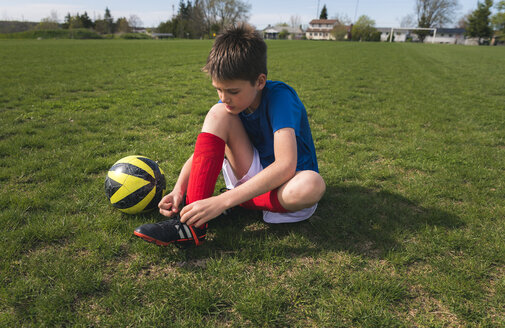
top-left (186, 132), bottom-right (225, 205)
top-left (240, 188), bottom-right (289, 213)
top-left (184, 132), bottom-right (225, 244)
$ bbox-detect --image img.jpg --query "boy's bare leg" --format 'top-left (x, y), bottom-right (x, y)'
top-left (277, 170), bottom-right (326, 212)
top-left (201, 103), bottom-right (254, 180)
top-left (201, 103), bottom-right (325, 213)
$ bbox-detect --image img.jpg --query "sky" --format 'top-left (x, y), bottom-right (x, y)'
top-left (0, 0), bottom-right (491, 29)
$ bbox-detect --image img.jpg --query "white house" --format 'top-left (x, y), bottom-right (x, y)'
top-left (377, 27), bottom-right (408, 42)
top-left (378, 27), bottom-right (468, 44)
top-left (262, 25), bottom-right (304, 40)
top-left (306, 19), bottom-right (338, 40)
top-left (425, 28), bottom-right (466, 44)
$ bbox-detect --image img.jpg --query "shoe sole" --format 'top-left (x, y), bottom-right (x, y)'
top-left (133, 231), bottom-right (172, 246)
top-left (133, 231), bottom-right (206, 247)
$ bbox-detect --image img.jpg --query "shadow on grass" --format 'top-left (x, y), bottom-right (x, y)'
top-left (181, 185), bottom-right (463, 262)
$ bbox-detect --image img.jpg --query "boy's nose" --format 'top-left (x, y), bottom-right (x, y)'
top-left (220, 94), bottom-right (229, 104)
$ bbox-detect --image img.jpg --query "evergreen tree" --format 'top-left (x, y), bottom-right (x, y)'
top-left (320, 5), bottom-right (328, 19)
top-left (62, 13), bottom-right (71, 29)
top-left (104, 7), bottom-right (114, 33)
top-left (466, 0), bottom-right (494, 44)
top-left (81, 12), bottom-right (93, 29)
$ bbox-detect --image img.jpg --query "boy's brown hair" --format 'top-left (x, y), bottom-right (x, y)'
top-left (203, 23), bottom-right (267, 85)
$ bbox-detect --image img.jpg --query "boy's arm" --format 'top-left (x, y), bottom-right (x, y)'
top-left (180, 128), bottom-right (297, 226)
top-left (158, 154), bottom-right (193, 216)
top-left (224, 127), bottom-right (297, 204)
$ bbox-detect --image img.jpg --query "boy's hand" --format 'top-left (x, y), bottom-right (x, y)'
top-left (158, 191), bottom-right (184, 217)
top-left (179, 196), bottom-right (227, 228)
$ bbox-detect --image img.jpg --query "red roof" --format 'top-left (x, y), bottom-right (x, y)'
top-left (309, 19), bottom-right (338, 25)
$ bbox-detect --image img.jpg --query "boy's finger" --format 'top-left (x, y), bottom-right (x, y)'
top-left (179, 207), bottom-right (191, 223)
top-left (158, 201), bottom-right (172, 209)
top-left (159, 208), bottom-right (173, 217)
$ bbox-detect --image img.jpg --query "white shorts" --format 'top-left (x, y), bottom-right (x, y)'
top-left (222, 147), bottom-right (317, 224)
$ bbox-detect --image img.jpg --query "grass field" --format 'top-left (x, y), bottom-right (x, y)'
top-left (1, 39), bottom-right (504, 327)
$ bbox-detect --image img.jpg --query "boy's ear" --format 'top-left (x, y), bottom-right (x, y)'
top-left (256, 74), bottom-right (267, 90)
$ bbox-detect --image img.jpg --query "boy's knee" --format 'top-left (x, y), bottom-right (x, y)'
top-left (204, 104), bottom-right (228, 125)
top-left (202, 103), bottom-right (236, 140)
top-left (281, 171), bottom-right (325, 210)
top-left (300, 171), bottom-right (325, 202)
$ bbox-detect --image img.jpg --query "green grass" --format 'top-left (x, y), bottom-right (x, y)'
top-left (1, 39), bottom-right (504, 327)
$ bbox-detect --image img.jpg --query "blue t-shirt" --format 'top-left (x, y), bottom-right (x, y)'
top-left (239, 80), bottom-right (318, 172)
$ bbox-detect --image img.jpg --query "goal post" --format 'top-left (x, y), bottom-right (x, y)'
top-left (389, 27), bottom-right (438, 43)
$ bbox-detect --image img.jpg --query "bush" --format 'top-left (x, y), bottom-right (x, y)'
top-left (120, 33), bottom-right (152, 39)
top-left (0, 29), bottom-right (102, 39)
top-left (278, 29), bottom-right (289, 39)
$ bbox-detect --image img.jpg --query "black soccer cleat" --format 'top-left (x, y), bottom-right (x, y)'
top-left (133, 217), bottom-right (207, 248)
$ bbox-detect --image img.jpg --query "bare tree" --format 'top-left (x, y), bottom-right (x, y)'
top-left (331, 13), bottom-right (351, 25)
top-left (400, 14), bottom-right (416, 27)
top-left (200, 0), bottom-right (251, 35)
top-left (36, 10), bottom-right (59, 30)
top-left (290, 15), bottom-right (301, 29)
top-left (215, 0), bottom-right (251, 29)
top-left (457, 10), bottom-right (472, 29)
top-left (415, 0), bottom-right (459, 28)
top-left (128, 14), bottom-right (143, 29)
top-left (414, 0), bottom-right (459, 41)
top-left (329, 13), bottom-right (351, 40)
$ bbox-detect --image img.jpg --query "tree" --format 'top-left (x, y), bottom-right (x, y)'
top-left (157, 0), bottom-right (203, 38)
top-left (69, 14), bottom-right (83, 29)
top-left (457, 11), bottom-right (472, 29)
top-left (290, 15), bottom-right (301, 29)
top-left (104, 7), bottom-right (114, 33)
top-left (415, 0), bottom-right (459, 41)
top-left (62, 13), bottom-right (71, 29)
top-left (80, 12), bottom-right (93, 29)
top-left (400, 14), bottom-right (416, 27)
top-left (116, 17), bottom-right (131, 33)
top-left (158, 0), bottom-right (250, 39)
top-left (351, 15), bottom-right (380, 41)
top-left (200, 0), bottom-right (251, 36)
top-left (128, 14), bottom-right (143, 30)
top-left (36, 11), bottom-right (59, 30)
top-left (94, 16), bottom-right (108, 34)
top-left (320, 4), bottom-right (328, 19)
top-left (492, 0), bottom-right (505, 41)
top-left (278, 29), bottom-right (289, 39)
top-left (466, 0), bottom-right (494, 44)
top-left (214, 0), bottom-right (251, 30)
top-left (189, 0), bottom-right (206, 38)
top-left (331, 14), bottom-right (351, 40)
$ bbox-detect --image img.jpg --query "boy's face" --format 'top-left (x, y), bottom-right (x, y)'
top-left (212, 74), bottom-right (266, 115)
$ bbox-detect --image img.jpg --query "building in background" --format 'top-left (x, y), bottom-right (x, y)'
top-left (377, 27), bottom-right (468, 44)
top-left (305, 19), bottom-right (338, 40)
top-left (262, 24), bottom-right (304, 40)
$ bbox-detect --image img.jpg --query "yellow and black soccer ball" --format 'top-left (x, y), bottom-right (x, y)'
top-left (105, 155), bottom-right (166, 214)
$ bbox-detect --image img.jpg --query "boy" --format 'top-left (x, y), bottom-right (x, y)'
top-left (134, 24), bottom-right (325, 247)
